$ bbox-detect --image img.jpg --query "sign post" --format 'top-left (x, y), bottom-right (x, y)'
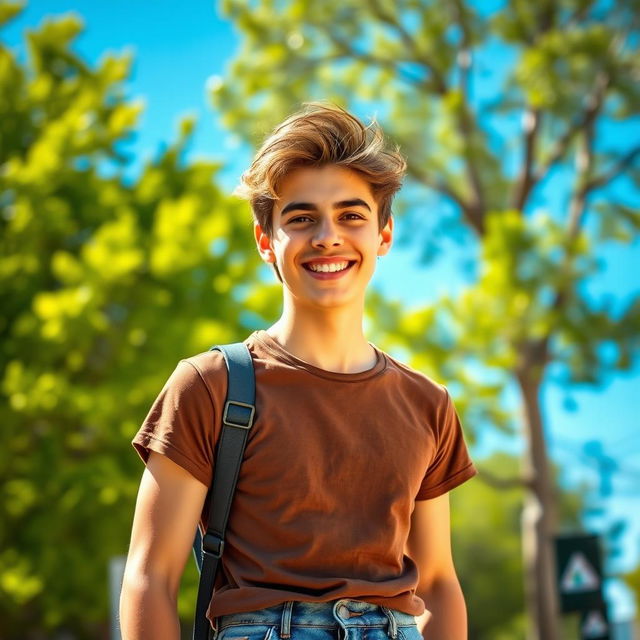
top-left (109, 555), bottom-right (127, 640)
top-left (555, 534), bottom-right (610, 640)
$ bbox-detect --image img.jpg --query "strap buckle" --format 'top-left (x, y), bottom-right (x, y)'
top-left (222, 400), bottom-right (255, 429)
top-left (202, 533), bottom-right (225, 558)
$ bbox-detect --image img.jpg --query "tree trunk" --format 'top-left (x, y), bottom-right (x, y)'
top-left (517, 369), bottom-right (560, 640)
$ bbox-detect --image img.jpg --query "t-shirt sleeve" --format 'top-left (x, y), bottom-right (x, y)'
top-left (131, 359), bottom-right (219, 488)
top-left (415, 388), bottom-right (477, 500)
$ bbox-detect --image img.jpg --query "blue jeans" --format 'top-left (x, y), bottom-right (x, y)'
top-left (213, 599), bottom-right (422, 640)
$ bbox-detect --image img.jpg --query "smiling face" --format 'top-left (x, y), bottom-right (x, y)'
top-left (254, 165), bottom-right (393, 312)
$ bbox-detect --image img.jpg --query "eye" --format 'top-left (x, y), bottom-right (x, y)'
top-left (288, 215), bottom-right (313, 224)
top-left (343, 212), bottom-right (365, 220)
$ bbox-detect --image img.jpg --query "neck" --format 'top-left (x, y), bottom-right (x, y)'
top-left (266, 300), bottom-right (376, 374)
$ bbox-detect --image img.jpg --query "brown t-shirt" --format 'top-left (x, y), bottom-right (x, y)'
top-left (132, 330), bottom-right (476, 620)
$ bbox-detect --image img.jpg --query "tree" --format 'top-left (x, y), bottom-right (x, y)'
top-left (210, 1), bottom-right (640, 637)
top-left (0, 4), bottom-right (262, 637)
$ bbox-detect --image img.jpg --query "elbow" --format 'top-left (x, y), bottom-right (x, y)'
top-left (119, 568), bottom-right (179, 638)
top-left (121, 551), bottom-right (181, 601)
top-left (119, 563), bottom-right (177, 614)
top-left (416, 563), bottom-right (459, 593)
top-left (415, 569), bottom-right (464, 607)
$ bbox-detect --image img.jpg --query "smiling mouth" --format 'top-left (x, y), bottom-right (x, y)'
top-left (303, 261), bottom-right (356, 274)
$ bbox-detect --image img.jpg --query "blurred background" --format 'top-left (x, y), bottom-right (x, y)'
top-left (1, 1), bottom-right (638, 638)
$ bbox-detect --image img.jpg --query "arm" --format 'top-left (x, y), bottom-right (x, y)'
top-left (405, 493), bottom-right (468, 640)
top-left (120, 451), bottom-right (209, 640)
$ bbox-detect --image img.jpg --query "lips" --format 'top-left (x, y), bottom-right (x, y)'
top-left (302, 257), bottom-right (357, 267)
top-left (302, 259), bottom-right (357, 279)
top-left (303, 260), bottom-right (356, 271)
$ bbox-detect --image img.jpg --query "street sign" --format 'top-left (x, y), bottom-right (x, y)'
top-left (561, 552), bottom-right (600, 593)
top-left (580, 606), bottom-right (610, 640)
top-left (555, 534), bottom-right (604, 613)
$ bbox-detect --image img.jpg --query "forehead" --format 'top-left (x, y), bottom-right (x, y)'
top-left (275, 165), bottom-right (374, 205)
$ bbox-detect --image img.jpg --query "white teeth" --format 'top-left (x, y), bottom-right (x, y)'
top-left (308, 261), bottom-right (349, 273)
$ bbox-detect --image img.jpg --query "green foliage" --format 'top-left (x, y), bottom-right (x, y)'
top-left (0, 7), bottom-right (262, 638)
top-left (451, 454), bottom-right (527, 639)
top-left (451, 452), bottom-right (586, 640)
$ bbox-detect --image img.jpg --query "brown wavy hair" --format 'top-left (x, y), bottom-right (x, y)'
top-left (234, 102), bottom-right (407, 237)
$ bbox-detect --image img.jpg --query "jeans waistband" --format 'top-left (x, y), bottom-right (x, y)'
top-left (215, 599), bottom-right (417, 640)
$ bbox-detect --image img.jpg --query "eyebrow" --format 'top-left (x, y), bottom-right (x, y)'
top-left (280, 198), bottom-right (372, 217)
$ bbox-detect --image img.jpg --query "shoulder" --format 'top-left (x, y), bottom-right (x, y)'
top-left (182, 347), bottom-right (227, 378)
top-left (378, 348), bottom-right (450, 408)
top-left (178, 348), bottom-right (229, 405)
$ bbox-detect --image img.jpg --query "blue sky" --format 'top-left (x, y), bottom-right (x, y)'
top-left (3, 0), bottom-right (639, 623)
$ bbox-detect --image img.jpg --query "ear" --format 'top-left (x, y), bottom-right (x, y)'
top-left (254, 221), bottom-right (275, 263)
top-left (377, 214), bottom-right (394, 257)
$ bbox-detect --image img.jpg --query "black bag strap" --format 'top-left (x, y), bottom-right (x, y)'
top-left (192, 342), bottom-right (256, 640)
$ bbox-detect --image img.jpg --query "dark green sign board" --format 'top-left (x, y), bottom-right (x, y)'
top-left (579, 605), bottom-right (610, 640)
top-left (555, 534), bottom-right (604, 613)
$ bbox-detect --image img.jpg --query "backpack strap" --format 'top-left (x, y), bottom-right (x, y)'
top-left (192, 342), bottom-right (256, 640)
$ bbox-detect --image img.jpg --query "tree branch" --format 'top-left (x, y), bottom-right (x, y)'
top-left (534, 116), bottom-right (587, 184)
top-left (449, 0), bottom-right (486, 228)
top-left (368, 0), bottom-right (419, 58)
top-left (512, 108), bottom-right (542, 211)
top-left (510, 0), bottom-right (562, 213)
top-left (566, 1), bottom-right (594, 30)
top-left (453, 0), bottom-right (473, 109)
top-left (584, 146), bottom-right (640, 192)
top-left (367, 0), bottom-right (448, 94)
top-left (533, 71), bottom-right (609, 188)
top-left (404, 163), bottom-right (485, 234)
top-left (327, 32), bottom-right (433, 88)
top-left (566, 75), bottom-right (608, 237)
top-left (520, 74), bottom-right (612, 372)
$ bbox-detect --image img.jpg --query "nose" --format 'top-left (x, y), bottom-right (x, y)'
top-left (311, 217), bottom-right (343, 249)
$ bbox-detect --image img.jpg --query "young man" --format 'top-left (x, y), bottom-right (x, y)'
top-left (120, 104), bottom-right (477, 640)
